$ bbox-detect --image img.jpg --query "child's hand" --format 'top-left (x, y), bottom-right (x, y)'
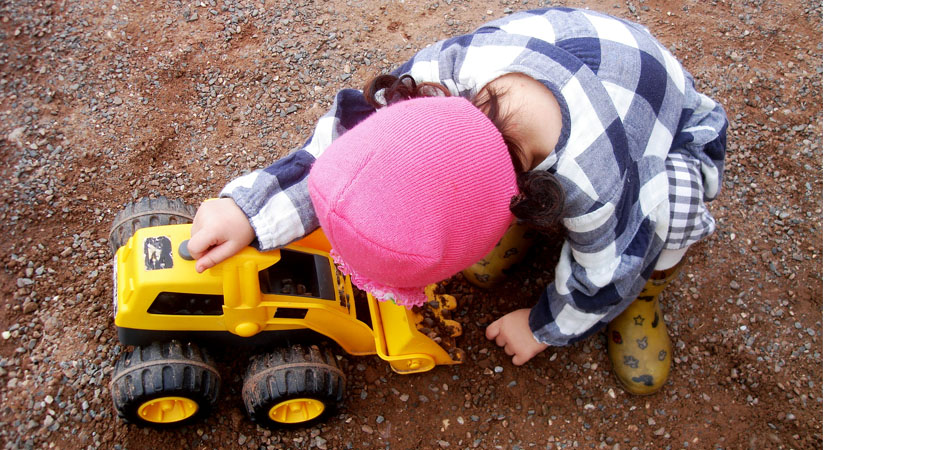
top-left (486, 308), bottom-right (549, 366)
top-left (187, 198), bottom-right (255, 273)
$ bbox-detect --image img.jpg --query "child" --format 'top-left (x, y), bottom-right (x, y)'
top-left (187, 7), bottom-right (727, 395)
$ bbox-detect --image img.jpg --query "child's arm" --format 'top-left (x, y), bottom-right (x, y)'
top-left (524, 88), bottom-right (728, 351)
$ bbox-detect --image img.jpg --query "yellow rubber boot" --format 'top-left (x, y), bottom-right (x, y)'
top-left (607, 261), bottom-right (683, 395)
top-left (462, 222), bottom-right (537, 289)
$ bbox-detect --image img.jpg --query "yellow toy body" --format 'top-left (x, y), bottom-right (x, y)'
top-left (108, 196), bottom-right (465, 428)
top-left (113, 223), bottom-right (462, 373)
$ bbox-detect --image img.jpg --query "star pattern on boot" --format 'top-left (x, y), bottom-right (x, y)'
top-left (636, 336), bottom-right (648, 350)
top-left (502, 247), bottom-right (519, 258)
top-left (623, 355), bottom-right (639, 369)
top-left (633, 315), bottom-right (644, 326)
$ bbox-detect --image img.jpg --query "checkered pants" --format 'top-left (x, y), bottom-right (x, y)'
top-left (664, 151), bottom-right (716, 249)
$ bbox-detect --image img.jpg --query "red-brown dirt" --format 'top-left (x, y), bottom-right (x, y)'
top-left (0, 0), bottom-right (822, 448)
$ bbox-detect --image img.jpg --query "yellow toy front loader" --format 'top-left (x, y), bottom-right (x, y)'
top-left (107, 197), bottom-right (464, 428)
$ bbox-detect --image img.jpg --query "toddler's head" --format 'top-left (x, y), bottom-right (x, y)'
top-left (309, 96), bottom-right (518, 306)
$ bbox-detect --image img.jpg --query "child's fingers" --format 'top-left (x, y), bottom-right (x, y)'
top-left (502, 343), bottom-right (515, 356)
top-left (194, 240), bottom-right (241, 273)
top-left (485, 320), bottom-right (502, 341)
top-left (486, 321), bottom-right (512, 349)
top-left (511, 353), bottom-right (529, 366)
top-left (187, 229), bottom-right (217, 259)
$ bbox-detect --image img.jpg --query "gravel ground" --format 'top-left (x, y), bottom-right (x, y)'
top-left (0, 0), bottom-right (822, 449)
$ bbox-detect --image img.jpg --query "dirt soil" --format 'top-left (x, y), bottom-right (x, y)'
top-left (0, 0), bottom-right (822, 449)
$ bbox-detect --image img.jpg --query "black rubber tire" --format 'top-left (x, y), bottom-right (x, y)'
top-left (109, 196), bottom-right (196, 253)
top-left (242, 344), bottom-right (345, 428)
top-left (110, 340), bottom-right (221, 427)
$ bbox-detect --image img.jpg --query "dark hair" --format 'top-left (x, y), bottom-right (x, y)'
top-left (364, 74), bottom-right (450, 108)
top-left (363, 74), bottom-right (565, 231)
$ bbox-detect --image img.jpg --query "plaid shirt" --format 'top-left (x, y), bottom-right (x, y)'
top-left (222, 7), bottom-right (728, 346)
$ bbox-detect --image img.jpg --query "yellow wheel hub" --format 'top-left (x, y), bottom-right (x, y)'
top-left (268, 398), bottom-right (325, 424)
top-left (137, 396), bottom-right (199, 423)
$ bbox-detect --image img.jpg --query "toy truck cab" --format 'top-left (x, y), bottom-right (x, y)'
top-left (108, 197), bottom-right (463, 428)
top-left (113, 224), bottom-right (377, 353)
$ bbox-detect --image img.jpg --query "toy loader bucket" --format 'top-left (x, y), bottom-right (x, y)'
top-left (367, 285), bottom-right (465, 374)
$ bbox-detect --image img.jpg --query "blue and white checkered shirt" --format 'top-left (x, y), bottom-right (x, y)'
top-left (222, 7), bottom-right (728, 346)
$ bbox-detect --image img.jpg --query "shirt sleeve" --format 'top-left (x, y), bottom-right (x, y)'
top-left (220, 88), bottom-right (377, 250)
top-left (669, 73), bottom-right (729, 201)
top-left (528, 210), bottom-right (660, 346)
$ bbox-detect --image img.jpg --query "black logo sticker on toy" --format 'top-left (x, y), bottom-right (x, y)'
top-left (144, 236), bottom-right (174, 270)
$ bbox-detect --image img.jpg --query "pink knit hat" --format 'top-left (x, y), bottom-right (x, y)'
top-left (309, 96), bottom-right (518, 307)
